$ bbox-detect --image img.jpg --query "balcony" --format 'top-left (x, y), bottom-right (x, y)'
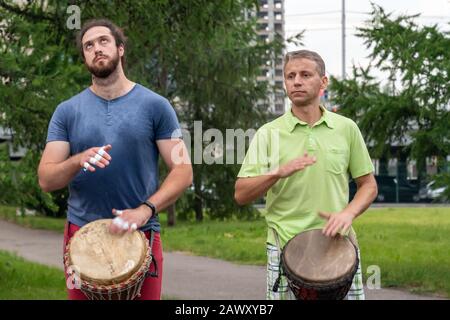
top-left (0, 126), bottom-right (12, 142)
top-left (9, 143), bottom-right (27, 160)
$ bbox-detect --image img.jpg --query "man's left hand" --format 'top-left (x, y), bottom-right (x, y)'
top-left (109, 205), bottom-right (153, 235)
top-left (318, 211), bottom-right (355, 237)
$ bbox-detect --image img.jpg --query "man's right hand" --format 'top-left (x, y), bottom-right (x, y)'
top-left (79, 144), bottom-right (113, 172)
top-left (235, 152), bottom-right (317, 206)
top-left (273, 152), bottom-right (317, 178)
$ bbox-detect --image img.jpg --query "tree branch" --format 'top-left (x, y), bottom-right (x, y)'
top-left (0, 0), bottom-right (55, 23)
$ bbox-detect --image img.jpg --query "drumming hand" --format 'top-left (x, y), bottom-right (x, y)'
top-left (273, 153), bottom-right (316, 178)
top-left (79, 144), bottom-right (112, 172)
top-left (109, 206), bottom-right (152, 235)
top-left (319, 211), bottom-right (354, 237)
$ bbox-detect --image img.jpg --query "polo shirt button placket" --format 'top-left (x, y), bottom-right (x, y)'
top-left (307, 129), bottom-right (317, 154)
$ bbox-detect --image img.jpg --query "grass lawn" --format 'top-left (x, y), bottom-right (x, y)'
top-left (0, 250), bottom-right (66, 300)
top-left (161, 208), bottom-right (450, 297)
top-left (0, 250), bottom-right (178, 300)
top-left (162, 218), bottom-right (268, 265)
top-left (353, 207), bottom-right (450, 297)
top-left (1, 205), bottom-right (449, 297)
top-left (0, 206), bottom-right (65, 233)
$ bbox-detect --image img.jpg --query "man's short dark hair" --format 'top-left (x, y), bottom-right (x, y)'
top-left (283, 50), bottom-right (326, 77)
top-left (76, 19), bottom-right (127, 68)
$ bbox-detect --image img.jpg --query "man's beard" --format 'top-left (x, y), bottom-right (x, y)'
top-left (86, 52), bottom-right (120, 78)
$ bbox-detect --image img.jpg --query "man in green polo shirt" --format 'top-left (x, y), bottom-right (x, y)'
top-left (235, 50), bottom-right (378, 300)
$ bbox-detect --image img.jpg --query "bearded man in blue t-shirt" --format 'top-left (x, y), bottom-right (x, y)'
top-left (37, 19), bottom-right (193, 300)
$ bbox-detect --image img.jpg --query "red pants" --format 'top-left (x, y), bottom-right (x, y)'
top-left (63, 221), bottom-right (163, 300)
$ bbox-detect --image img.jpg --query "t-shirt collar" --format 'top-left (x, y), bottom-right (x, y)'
top-left (285, 105), bottom-right (335, 132)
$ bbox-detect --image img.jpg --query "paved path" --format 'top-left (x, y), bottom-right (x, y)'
top-left (0, 219), bottom-right (446, 300)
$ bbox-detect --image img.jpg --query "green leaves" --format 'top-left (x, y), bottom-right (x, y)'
top-left (0, 0), bottom-right (285, 219)
top-left (330, 3), bottom-right (449, 185)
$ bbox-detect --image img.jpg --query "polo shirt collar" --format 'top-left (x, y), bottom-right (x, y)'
top-left (285, 105), bottom-right (335, 132)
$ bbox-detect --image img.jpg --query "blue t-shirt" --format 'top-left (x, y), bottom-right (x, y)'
top-left (46, 84), bottom-right (181, 232)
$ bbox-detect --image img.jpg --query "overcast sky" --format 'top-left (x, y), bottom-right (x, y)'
top-left (284, 0), bottom-right (450, 79)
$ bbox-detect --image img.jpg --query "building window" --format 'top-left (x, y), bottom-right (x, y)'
top-left (257, 12), bottom-right (268, 19)
top-left (276, 92), bottom-right (285, 100)
top-left (275, 23), bottom-right (283, 33)
top-left (258, 23), bottom-right (268, 31)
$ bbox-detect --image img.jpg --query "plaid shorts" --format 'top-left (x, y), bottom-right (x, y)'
top-left (266, 243), bottom-right (365, 300)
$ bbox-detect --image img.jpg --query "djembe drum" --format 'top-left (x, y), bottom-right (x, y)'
top-left (64, 219), bottom-right (151, 300)
top-left (278, 229), bottom-right (359, 300)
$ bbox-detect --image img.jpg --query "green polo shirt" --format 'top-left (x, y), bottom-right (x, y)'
top-left (237, 106), bottom-right (374, 247)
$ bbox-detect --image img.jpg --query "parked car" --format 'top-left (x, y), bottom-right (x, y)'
top-left (349, 175), bottom-right (420, 203)
top-left (419, 181), bottom-right (448, 202)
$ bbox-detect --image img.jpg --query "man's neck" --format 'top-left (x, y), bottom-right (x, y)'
top-left (291, 101), bottom-right (323, 127)
top-left (90, 67), bottom-right (134, 101)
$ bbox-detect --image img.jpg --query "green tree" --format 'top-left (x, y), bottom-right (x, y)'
top-left (0, 0), bottom-right (87, 215)
top-left (329, 5), bottom-right (449, 196)
top-left (0, 1), bottom-right (295, 219)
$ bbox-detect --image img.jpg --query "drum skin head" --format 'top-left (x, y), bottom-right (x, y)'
top-left (283, 229), bottom-right (357, 283)
top-left (68, 219), bottom-right (147, 285)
